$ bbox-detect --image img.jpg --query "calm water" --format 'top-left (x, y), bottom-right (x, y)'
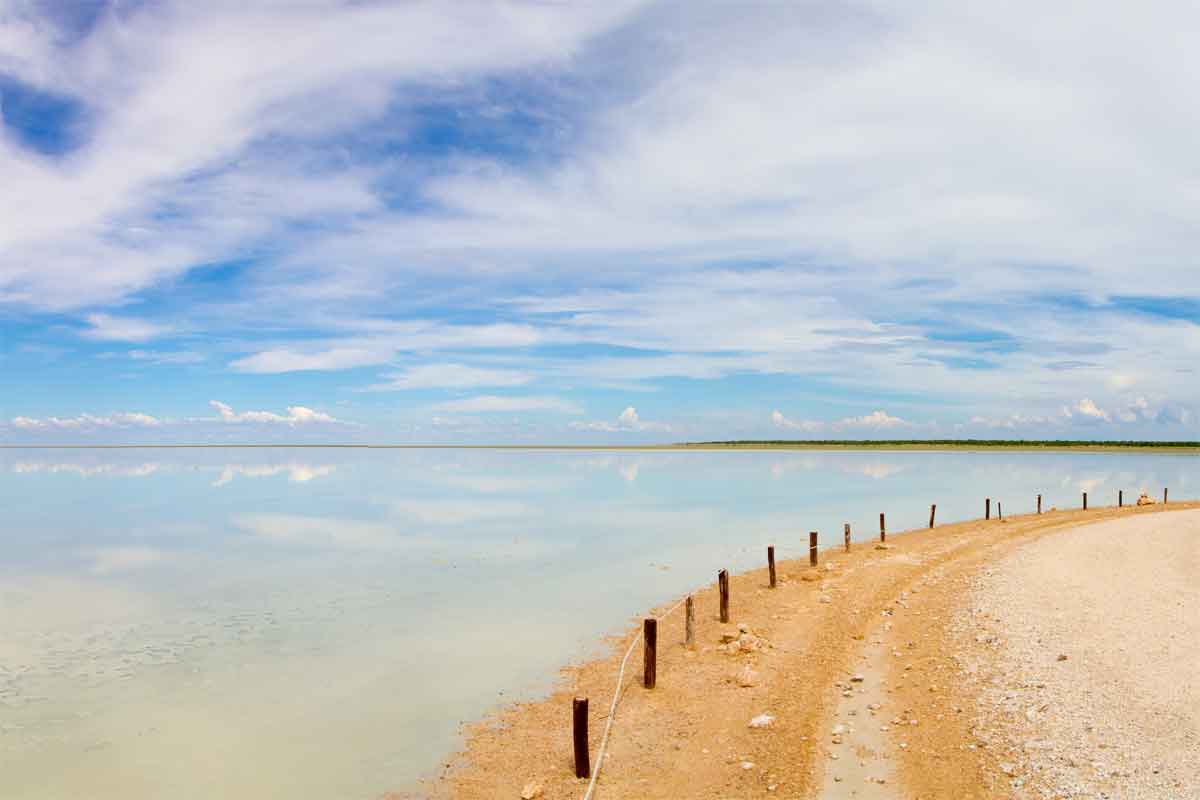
top-left (0, 447), bottom-right (1193, 798)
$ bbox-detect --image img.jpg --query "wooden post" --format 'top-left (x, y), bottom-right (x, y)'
top-left (879, 513), bottom-right (886, 543)
top-left (573, 697), bottom-right (590, 778)
top-left (1164, 487), bottom-right (1169, 504)
top-left (1037, 494), bottom-right (1042, 514)
top-left (986, 498), bottom-right (991, 520)
top-left (718, 569), bottom-right (729, 623)
top-left (929, 503), bottom-right (937, 529)
top-left (685, 596), bottom-right (695, 647)
top-left (844, 523), bottom-right (851, 552)
top-left (809, 531), bottom-right (818, 566)
top-left (643, 618), bottom-right (657, 689)
top-left (1119, 490), bottom-right (1123, 508)
top-left (998, 502), bottom-right (1003, 520)
top-left (1083, 491), bottom-right (1088, 510)
top-left (767, 546), bottom-right (776, 588)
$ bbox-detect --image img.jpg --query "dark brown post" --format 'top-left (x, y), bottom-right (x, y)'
top-left (718, 569), bottom-right (729, 623)
top-left (929, 504), bottom-right (936, 529)
top-left (643, 618), bottom-right (657, 689)
top-left (986, 498), bottom-right (991, 520)
top-left (879, 513), bottom-right (886, 543)
top-left (573, 697), bottom-right (590, 778)
top-left (1037, 494), bottom-right (1042, 514)
top-left (1164, 487), bottom-right (1169, 504)
top-left (998, 502), bottom-right (1003, 520)
top-left (809, 531), bottom-right (818, 566)
top-left (844, 523), bottom-right (851, 552)
top-left (767, 546), bottom-right (776, 588)
top-left (1119, 490), bottom-right (1123, 508)
top-left (1083, 492), bottom-right (1088, 510)
top-left (685, 596), bottom-right (694, 647)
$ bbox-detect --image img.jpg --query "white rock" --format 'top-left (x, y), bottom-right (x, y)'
top-left (520, 780), bottom-right (544, 799)
top-left (748, 713), bottom-right (775, 729)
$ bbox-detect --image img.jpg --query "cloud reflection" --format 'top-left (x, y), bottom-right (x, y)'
top-left (212, 462), bottom-right (336, 486)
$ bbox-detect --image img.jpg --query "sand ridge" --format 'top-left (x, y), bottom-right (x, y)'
top-left (422, 501), bottom-right (1199, 800)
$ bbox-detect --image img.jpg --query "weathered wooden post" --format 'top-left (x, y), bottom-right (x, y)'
top-left (998, 502), bottom-right (1003, 520)
top-left (879, 513), bottom-right (886, 543)
top-left (718, 569), bottom-right (729, 623)
top-left (643, 618), bottom-right (657, 689)
top-left (929, 504), bottom-right (937, 529)
top-left (986, 498), bottom-right (991, 520)
top-left (1119, 490), bottom-right (1123, 508)
top-left (809, 531), bottom-right (818, 566)
top-left (767, 546), bottom-right (776, 588)
top-left (1037, 494), bottom-right (1042, 514)
top-left (844, 523), bottom-right (851, 552)
top-left (1164, 487), bottom-right (1169, 504)
top-left (684, 596), bottom-right (695, 647)
top-left (1083, 491), bottom-right (1088, 510)
top-left (573, 697), bottom-right (590, 778)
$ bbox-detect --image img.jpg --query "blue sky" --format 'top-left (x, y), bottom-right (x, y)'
top-left (1, 0), bottom-right (1198, 443)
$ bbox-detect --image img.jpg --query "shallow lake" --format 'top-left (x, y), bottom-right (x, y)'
top-left (0, 447), bottom-right (1193, 798)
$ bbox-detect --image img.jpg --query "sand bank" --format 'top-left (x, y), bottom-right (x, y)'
top-left (420, 501), bottom-right (1199, 799)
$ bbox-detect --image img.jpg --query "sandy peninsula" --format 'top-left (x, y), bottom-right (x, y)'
top-left (425, 500), bottom-right (1199, 799)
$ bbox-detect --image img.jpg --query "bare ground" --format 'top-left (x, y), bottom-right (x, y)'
top-left (407, 500), bottom-right (1199, 800)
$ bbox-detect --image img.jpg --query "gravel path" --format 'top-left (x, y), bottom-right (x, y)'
top-left (959, 509), bottom-right (1200, 799)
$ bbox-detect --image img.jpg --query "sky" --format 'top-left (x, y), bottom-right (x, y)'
top-left (1, 0), bottom-right (1199, 444)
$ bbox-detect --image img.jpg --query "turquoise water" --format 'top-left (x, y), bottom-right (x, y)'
top-left (0, 447), bottom-right (1193, 798)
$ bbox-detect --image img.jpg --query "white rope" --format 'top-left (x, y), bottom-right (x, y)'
top-left (581, 593), bottom-right (689, 800)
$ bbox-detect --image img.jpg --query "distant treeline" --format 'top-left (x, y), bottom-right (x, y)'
top-left (684, 439), bottom-right (1200, 448)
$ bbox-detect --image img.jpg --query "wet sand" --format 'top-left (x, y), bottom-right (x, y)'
top-left (425, 501), bottom-right (1199, 799)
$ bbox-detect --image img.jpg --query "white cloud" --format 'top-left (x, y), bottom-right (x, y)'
top-left (431, 395), bottom-right (581, 414)
top-left (80, 314), bottom-right (172, 342)
top-left (570, 406), bottom-right (671, 432)
top-left (770, 410), bottom-right (824, 432)
top-left (229, 348), bottom-right (390, 373)
top-left (834, 410), bottom-right (910, 430)
top-left (209, 400), bottom-right (341, 425)
top-left (10, 412), bottom-right (162, 430)
top-left (1063, 398), bottom-right (1111, 423)
top-left (128, 349), bottom-right (205, 365)
top-left (0, 1), bottom-right (645, 310)
top-left (365, 363), bottom-right (532, 391)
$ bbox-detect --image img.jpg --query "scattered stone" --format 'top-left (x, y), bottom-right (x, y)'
top-left (740, 761), bottom-right (755, 770)
top-left (748, 713), bottom-right (775, 729)
top-left (520, 780), bottom-right (543, 799)
top-left (1056, 654), bottom-right (1068, 662)
top-left (736, 665), bottom-right (760, 687)
top-left (850, 674), bottom-right (865, 683)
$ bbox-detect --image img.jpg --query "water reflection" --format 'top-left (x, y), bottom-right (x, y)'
top-left (0, 447), bottom-right (1193, 798)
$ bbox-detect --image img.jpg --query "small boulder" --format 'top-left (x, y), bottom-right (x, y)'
top-left (520, 780), bottom-right (544, 799)
top-left (736, 665), bottom-right (760, 687)
top-left (748, 714), bottom-right (774, 729)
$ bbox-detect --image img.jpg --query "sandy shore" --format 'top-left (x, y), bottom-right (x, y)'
top-left (420, 501), bottom-right (1199, 799)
